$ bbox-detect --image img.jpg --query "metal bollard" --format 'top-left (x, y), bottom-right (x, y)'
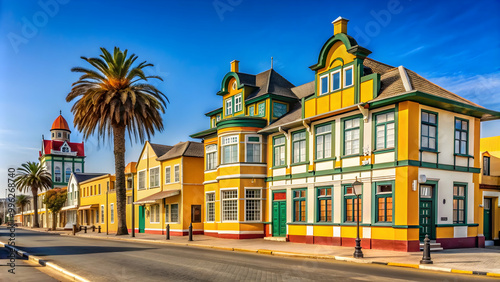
top-left (84, 226), bottom-right (87, 233)
top-left (166, 224), bottom-right (170, 240)
top-left (72, 224), bottom-right (76, 236)
top-left (92, 225), bottom-right (95, 232)
top-left (420, 234), bottom-right (433, 264)
top-left (79, 226), bottom-right (82, 231)
top-left (188, 223), bottom-right (193, 241)
top-left (98, 226), bottom-right (101, 233)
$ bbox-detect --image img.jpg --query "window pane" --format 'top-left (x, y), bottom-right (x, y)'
top-left (429, 126), bottom-right (436, 138)
top-left (462, 121), bottom-right (467, 130)
top-left (332, 72), bottom-right (340, 91)
top-left (422, 112), bottom-right (428, 123)
top-left (428, 114), bottom-right (436, 124)
top-left (321, 76), bottom-right (328, 94)
top-left (455, 120), bottom-right (461, 129)
top-left (345, 68), bottom-right (353, 86)
top-left (422, 125), bottom-right (429, 136)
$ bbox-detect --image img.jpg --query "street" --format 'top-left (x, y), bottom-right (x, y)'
top-left (0, 227), bottom-right (495, 281)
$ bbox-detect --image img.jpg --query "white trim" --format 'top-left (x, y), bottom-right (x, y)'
top-left (216, 174), bottom-right (267, 180)
top-left (245, 134), bottom-right (262, 163)
top-left (110, 203), bottom-right (114, 224)
top-left (204, 230), bottom-right (265, 235)
top-left (398, 66), bottom-right (413, 92)
top-left (137, 169), bottom-right (147, 190)
top-left (164, 202), bottom-right (180, 224)
top-left (225, 98), bottom-right (233, 115)
top-left (330, 69), bottom-right (341, 92)
top-left (218, 131), bottom-right (257, 138)
top-left (149, 166), bottom-right (161, 188)
top-left (343, 65), bottom-right (354, 87)
top-left (319, 73), bottom-right (329, 96)
top-left (244, 187), bottom-right (263, 222)
top-left (221, 188), bottom-right (238, 222)
top-left (173, 164), bottom-right (180, 183)
top-left (203, 180), bottom-right (218, 185)
top-left (234, 93), bottom-right (243, 112)
top-left (218, 163), bottom-right (267, 168)
top-left (205, 191), bottom-right (216, 223)
top-left (204, 169), bottom-right (217, 174)
top-left (149, 204), bottom-right (161, 224)
top-left (164, 166), bottom-right (171, 184)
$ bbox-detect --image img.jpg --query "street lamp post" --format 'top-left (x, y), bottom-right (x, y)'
top-left (352, 177), bottom-right (363, 259)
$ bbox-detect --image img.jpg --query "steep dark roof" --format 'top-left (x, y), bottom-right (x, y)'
top-left (363, 57), bottom-right (395, 75)
top-left (149, 143), bottom-right (173, 157)
top-left (291, 81), bottom-right (315, 99)
top-left (73, 173), bottom-right (107, 183)
top-left (157, 141), bottom-right (204, 161)
top-left (245, 69), bottom-right (297, 101)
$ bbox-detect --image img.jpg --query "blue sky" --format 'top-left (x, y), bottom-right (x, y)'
top-left (1, 0), bottom-right (499, 189)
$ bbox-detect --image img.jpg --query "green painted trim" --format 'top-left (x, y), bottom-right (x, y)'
top-left (454, 153), bottom-right (474, 158)
top-left (216, 116), bottom-right (267, 130)
top-left (290, 161), bottom-right (309, 167)
top-left (452, 182), bottom-right (468, 224)
top-left (341, 114), bottom-right (363, 156)
top-left (292, 188), bottom-right (307, 222)
top-left (392, 225), bottom-right (421, 229)
top-left (315, 186), bottom-right (333, 223)
top-left (354, 58), bottom-right (362, 103)
top-left (454, 117), bottom-right (469, 155)
top-left (190, 128), bottom-right (217, 139)
top-left (290, 172), bottom-right (314, 179)
top-left (309, 33), bottom-right (363, 71)
top-left (204, 107), bottom-right (223, 117)
top-left (435, 223), bottom-right (478, 227)
top-left (314, 157), bottom-right (337, 163)
top-left (421, 109), bottom-right (439, 152)
top-left (372, 180), bottom-right (395, 224)
top-left (272, 135), bottom-right (287, 168)
top-left (419, 180), bottom-right (439, 240)
top-left (291, 129), bottom-right (308, 164)
top-left (361, 73), bottom-right (381, 99)
top-left (301, 97), bottom-right (305, 119)
top-left (369, 91), bottom-right (500, 119)
top-left (342, 184), bottom-right (363, 223)
top-left (314, 120), bottom-right (335, 161)
top-left (373, 108), bottom-right (396, 151)
top-left (373, 148), bottom-right (395, 154)
top-left (217, 72), bottom-right (246, 96)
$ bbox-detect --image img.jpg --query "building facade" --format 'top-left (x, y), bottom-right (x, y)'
top-left (479, 136), bottom-right (500, 245)
top-left (192, 17), bottom-right (500, 250)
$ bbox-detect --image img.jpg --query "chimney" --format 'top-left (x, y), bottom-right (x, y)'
top-left (332, 16), bottom-right (349, 35)
top-left (231, 60), bottom-right (239, 72)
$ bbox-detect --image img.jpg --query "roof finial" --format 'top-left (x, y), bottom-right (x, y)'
top-left (60, 110), bottom-right (62, 115)
top-left (271, 57), bottom-right (273, 69)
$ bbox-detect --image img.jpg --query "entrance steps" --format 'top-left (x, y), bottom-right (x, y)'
top-left (420, 241), bottom-right (443, 251)
top-left (264, 236), bottom-right (287, 242)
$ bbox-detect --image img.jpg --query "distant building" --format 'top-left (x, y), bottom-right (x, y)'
top-left (480, 136), bottom-right (500, 245)
top-left (39, 113), bottom-right (85, 188)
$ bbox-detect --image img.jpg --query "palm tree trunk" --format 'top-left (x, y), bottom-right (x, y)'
top-left (113, 125), bottom-right (128, 235)
top-left (21, 207), bottom-right (24, 227)
top-left (32, 188), bottom-right (39, 228)
top-left (52, 211), bottom-right (57, 230)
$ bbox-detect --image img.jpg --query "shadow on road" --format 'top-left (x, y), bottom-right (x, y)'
top-left (13, 245), bottom-right (157, 257)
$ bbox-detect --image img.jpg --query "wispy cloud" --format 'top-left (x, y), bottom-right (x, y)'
top-left (398, 45), bottom-right (427, 57)
top-left (428, 72), bottom-right (500, 110)
top-left (0, 143), bottom-right (39, 151)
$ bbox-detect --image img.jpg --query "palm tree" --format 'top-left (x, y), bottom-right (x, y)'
top-left (16, 194), bottom-right (30, 226)
top-left (14, 162), bottom-right (52, 228)
top-left (66, 47), bottom-right (168, 235)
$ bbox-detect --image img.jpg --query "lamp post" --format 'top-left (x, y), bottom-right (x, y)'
top-left (352, 177), bottom-right (363, 258)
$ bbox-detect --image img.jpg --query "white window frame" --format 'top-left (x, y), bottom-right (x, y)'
top-left (225, 98), bottom-right (233, 116)
top-left (221, 188), bottom-right (238, 222)
top-left (331, 69), bottom-right (341, 92)
top-left (221, 135), bottom-right (239, 164)
top-left (138, 169), bottom-right (146, 190)
top-left (234, 93), bottom-right (242, 112)
top-left (150, 204), bottom-right (160, 223)
top-left (216, 114), bottom-right (221, 122)
top-left (101, 205), bottom-right (104, 223)
top-left (205, 192), bottom-right (216, 223)
top-left (174, 165), bottom-right (180, 183)
top-left (245, 135), bottom-right (262, 163)
top-left (206, 144), bottom-right (218, 171)
top-left (54, 166), bottom-right (61, 182)
top-left (244, 188), bottom-right (262, 222)
top-left (149, 166), bottom-right (160, 188)
top-left (343, 65), bottom-right (354, 87)
top-left (165, 166), bottom-right (171, 184)
top-left (110, 203), bottom-right (114, 224)
top-left (319, 73), bottom-right (329, 96)
top-left (95, 207), bottom-right (99, 223)
top-left (165, 203), bottom-right (180, 223)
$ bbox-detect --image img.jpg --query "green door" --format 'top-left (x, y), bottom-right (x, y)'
top-left (138, 206), bottom-right (145, 233)
top-left (484, 198), bottom-right (492, 240)
top-left (419, 185), bottom-right (435, 240)
top-left (272, 201), bottom-right (286, 237)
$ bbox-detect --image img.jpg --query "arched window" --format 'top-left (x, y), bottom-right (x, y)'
top-left (54, 166), bottom-right (61, 182)
top-left (58, 132), bottom-right (61, 137)
top-left (75, 168), bottom-right (81, 173)
top-left (62, 145), bottom-right (69, 152)
top-left (65, 168), bottom-right (71, 182)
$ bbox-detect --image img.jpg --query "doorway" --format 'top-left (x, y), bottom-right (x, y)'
top-left (484, 198), bottom-right (492, 240)
top-left (138, 206), bottom-right (145, 233)
top-left (419, 184), bottom-right (436, 241)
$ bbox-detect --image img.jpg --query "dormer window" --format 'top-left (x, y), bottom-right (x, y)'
top-left (61, 143), bottom-right (70, 152)
top-left (331, 70), bottom-right (341, 91)
top-left (344, 65), bottom-right (354, 87)
top-left (225, 99), bottom-right (233, 116)
top-left (320, 74), bottom-right (328, 95)
top-left (234, 94), bottom-right (242, 112)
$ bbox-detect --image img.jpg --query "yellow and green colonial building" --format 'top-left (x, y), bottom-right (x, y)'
top-left (191, 17), bottom-right (500, 250)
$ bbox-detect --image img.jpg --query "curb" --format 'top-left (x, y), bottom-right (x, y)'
top-left (0, 241), bottom-right (89, 282)
top-left (17, 230), bottom-right (500, 278)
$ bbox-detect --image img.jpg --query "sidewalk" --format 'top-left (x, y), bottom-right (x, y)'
top-left (19, 227), bottom-right (500, 277)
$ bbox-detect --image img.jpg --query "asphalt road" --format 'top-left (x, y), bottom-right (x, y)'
top-left (0, 227), bottom-right (494, 281)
